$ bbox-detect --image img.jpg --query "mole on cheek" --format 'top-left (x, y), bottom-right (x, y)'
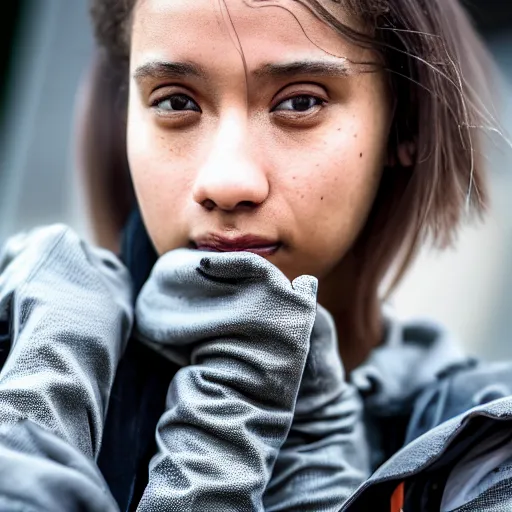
top-left (360, 153), bottom-right (363, 158)
top-left (321, 196), bottom-right (324, 200)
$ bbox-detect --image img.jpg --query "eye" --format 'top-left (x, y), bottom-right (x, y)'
top-left (272, 94), bottom-right (326, 113)
top-left (152, 93), bottom-right (201, 113)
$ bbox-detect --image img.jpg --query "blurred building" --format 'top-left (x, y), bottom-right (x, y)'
top-left (0, 0), bottom-right (511, 359)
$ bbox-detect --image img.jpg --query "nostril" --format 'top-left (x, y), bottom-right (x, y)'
top-left (201, 199), bottom-right (216, 210)
top-left (238, 201), bottom-right (256, 208)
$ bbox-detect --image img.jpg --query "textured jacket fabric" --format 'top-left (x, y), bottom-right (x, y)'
top-left (0, 221), bottom-right (512, 511)
top-left (0, 225), bottom-right (369, 511)
top-left (0, 225), bottom-right (133, 511)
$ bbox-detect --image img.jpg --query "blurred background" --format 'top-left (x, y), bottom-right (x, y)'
top-left (0, 0), bottom-right (511, 359)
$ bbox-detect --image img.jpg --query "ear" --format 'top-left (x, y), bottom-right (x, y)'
top-left (386, 140), bottom-right (416, 168)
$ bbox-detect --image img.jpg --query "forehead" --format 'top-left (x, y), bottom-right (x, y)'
top-left (130, 0), bottom-right (369, 73)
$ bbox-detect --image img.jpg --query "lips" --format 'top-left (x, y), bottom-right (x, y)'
top-left (192, 234), bottom-right (281, 256)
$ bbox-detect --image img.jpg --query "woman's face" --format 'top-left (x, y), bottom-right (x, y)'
top-left (128, 0), bottom-right (392, 283)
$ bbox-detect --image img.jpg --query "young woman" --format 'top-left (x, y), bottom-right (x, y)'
top-left (0, 0), bottom-right (510, 511)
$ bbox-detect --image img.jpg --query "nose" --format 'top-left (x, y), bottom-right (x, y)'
top-left (192, 114), bottom-right (269, 212)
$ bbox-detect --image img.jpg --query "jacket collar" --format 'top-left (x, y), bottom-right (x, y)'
top-left (120, 208), bottom-right (157, 299)
top-left (350, 305), bottom-right (470, 416)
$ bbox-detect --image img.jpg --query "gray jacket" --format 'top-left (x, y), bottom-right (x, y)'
top-left (0, 225), bottom-right (511, 511)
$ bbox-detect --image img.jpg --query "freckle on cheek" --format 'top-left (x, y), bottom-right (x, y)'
top-left (354, 133), bottom-right (358, 138)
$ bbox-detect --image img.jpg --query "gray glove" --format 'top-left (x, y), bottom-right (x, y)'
top-left (263, 304), bottom-right (370, 511)
top-left (134, 248), bottom-right (318, 512)
top-left (0, 225), bottom-right (133, 511)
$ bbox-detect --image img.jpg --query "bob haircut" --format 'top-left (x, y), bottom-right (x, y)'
top-left (81, 0), bottom-right (495, 346)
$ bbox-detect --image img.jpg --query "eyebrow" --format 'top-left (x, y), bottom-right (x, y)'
top-left (133, 59), bottom-right (350, 84)
top-left (133, 61), bottom-right (209, 83)
top-left (252, 60), bottom-right (350, 80)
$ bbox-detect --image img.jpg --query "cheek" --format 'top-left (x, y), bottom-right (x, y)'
top-left (127, 106), bottom-right (192, 252)
top-left (290, 126), bottom-right (384, 215)
top-left (282, 114), bottom-right (387, 265)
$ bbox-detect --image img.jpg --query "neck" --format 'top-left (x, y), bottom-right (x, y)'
top-left (317, 251), bottom-right (383, 374)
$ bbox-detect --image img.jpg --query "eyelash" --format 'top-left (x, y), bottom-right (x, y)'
top-left (150, 92), bottom-right (327, 116)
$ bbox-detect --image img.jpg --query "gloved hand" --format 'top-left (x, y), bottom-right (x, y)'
top-left (0, 225), bottom-right (133, 511)
top-left (263, 304), bottom-right (370, 511)
top-left (134, 248), bottom-right (318, 512)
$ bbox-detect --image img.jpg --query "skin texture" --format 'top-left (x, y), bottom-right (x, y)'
top-left (127, 0), bottom-right (394, 365)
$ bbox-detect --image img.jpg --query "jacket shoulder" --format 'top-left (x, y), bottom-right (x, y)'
top-left (406, 360), bottom-right (512, 443)
top-left (0, 224), bottom-right (74, 272)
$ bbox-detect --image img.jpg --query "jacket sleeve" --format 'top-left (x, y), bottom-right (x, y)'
top-left (133, 248), bottom-right (318, 512)
top-left (407, 361), bottom-right (512, 512)
top-left (0, 225), bottom-right (134, 511)
top-left (263, 304), bottom-right (370, 511)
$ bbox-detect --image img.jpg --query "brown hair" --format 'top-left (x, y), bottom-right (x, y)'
top-left (83, 0), bottom-right (496, 348)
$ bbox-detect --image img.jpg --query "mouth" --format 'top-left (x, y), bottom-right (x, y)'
top-left (191, 234), bottom-right (282, 256)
